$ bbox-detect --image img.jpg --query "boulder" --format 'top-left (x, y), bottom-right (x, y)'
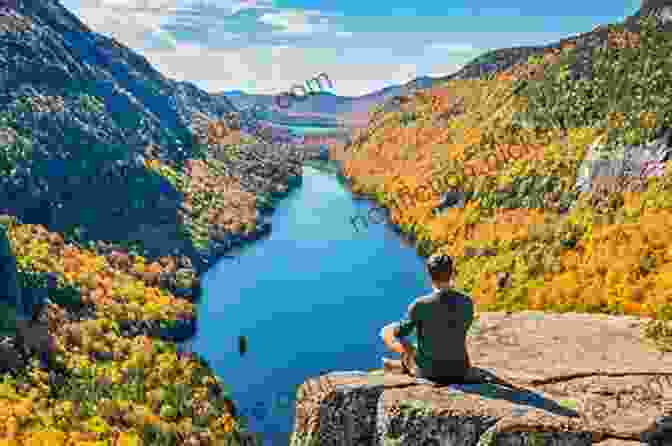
top-left (432, 190), bottom-right (466, 216)
top-left (291, 311), bottom-right (672, 446)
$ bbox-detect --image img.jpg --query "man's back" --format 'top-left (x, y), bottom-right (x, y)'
top-left (411, 288), bottom-right (474, 381)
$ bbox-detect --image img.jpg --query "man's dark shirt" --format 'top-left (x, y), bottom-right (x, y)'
top-left (395, 287), bottom-right (474, 381)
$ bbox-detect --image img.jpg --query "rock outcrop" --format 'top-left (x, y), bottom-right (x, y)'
top-left (573, 127), bottom-right (672, 197)
top-left (624, 0), bottom-right (672, 33)
top-left (291, 311), bottom-right (672, 446)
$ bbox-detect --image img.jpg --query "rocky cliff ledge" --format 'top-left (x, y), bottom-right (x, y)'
top-left (290, 311), bottom-right (672, 446)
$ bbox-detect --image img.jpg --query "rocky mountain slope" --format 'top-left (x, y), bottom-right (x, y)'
top-left (0, 0), bottom-right (305, 268)
top-left (0, 0), bottom-right (226, 252)
top-left (0, 0), bottom-right (235, 162)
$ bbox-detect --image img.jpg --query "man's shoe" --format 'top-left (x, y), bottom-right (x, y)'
top-left (640, 416), bottom-right (672, 445)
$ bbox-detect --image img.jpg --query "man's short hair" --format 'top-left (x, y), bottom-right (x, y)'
top-left (426, 254), bottom-right (453, 282)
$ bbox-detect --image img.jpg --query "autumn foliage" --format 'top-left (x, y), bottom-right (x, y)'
top-left (334, 23), bottom-right (672, 352)
top-left (0, 215), bottom-right (236, 445)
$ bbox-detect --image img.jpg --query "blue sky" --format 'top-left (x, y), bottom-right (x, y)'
top-left (62, 0), bottom-right (640, 97)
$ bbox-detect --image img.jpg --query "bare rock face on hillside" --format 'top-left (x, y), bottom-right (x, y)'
top-left (291, 311), bottom-right (672, 446)
top-left (574, 128), bottom-right (672, 201)
top-left (625, 0), bottom-right (672, 33)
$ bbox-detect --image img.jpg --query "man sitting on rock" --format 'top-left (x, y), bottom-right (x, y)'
top-left (380, 253), bottom-right (474, 383)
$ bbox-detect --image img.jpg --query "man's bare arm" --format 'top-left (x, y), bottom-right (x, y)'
top-left (395, 300), bottom-right (419, 348)
top-left (381, 325), bottom-right (405, 353)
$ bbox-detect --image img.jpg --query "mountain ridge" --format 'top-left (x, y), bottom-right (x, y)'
top-left (219, 76), bottom-right (437, 127)
top-left (0, 0), bottom-right (301, 262)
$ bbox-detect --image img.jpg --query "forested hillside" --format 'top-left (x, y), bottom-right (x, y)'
top-left (0, 0), bottom-right (304, 444)
top-left (332, 13), bottom-right (672, 352)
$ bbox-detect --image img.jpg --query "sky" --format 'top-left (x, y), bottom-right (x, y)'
top-left (61, 0), bottom-right (642, 97)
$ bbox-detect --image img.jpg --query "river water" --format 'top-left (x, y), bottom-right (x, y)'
top-left (181, 160), bottom-right (431, 445)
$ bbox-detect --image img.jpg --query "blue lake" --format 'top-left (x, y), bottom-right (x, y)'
top-left (180, 163), bottom-right (430, 445)
top-left (279, 124), bottom-right (348, 135)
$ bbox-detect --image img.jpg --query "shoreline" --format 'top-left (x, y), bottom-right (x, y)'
top-left (328, 154), bottom-right (423, 247)
top-left (188, 171), bottom-right (303, 278)
top-left (0, 134), bottom-right (317, 444)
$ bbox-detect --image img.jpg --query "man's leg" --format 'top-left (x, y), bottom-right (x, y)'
top-left (380, 323), bottom-right (417, 376)
top-left (400, 346), bottom-right (417, 376)
top-left (382, 347), bottom-right (416, 375)
top-left (382, 357), bottom-right (405, 373)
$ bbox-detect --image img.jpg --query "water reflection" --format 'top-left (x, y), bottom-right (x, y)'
top-left (180, 166), bottom-right (429, 445)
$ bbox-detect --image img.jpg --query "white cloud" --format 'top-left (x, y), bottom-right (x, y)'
top-left (85, 0), bottom-right (271, 14)
top-left (72, 0), bottom-right (257, 53)
top-left (63, 2), bottom-right (473, 97)
top-left (392, 64), bottom-right (420, 83)
top-left (271, 44), bottom-right (291, 51)
top-left (124, 37), bottom-right (467, 96)
top-left (230, 0), bottom-right (271, 14)
top-left (206, 29), bottom-right (241, 40)
top-left (425, 63), bottom-right (464, 78)
top-left (150, 29), bottom-right (179, 49)
top-left (428, 42), bottom-right (476, 53)
top-left (257, 9), bottom-right (333, 34)
top-left (123, 38), bottom-right (426, 96)
top-left (77, 6), bottom-right (182, 50)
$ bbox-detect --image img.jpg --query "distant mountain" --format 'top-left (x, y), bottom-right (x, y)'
top-left (217, 75), bottom-right (442, 127)
top-left (355, 76), bottom-right (436, 101)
